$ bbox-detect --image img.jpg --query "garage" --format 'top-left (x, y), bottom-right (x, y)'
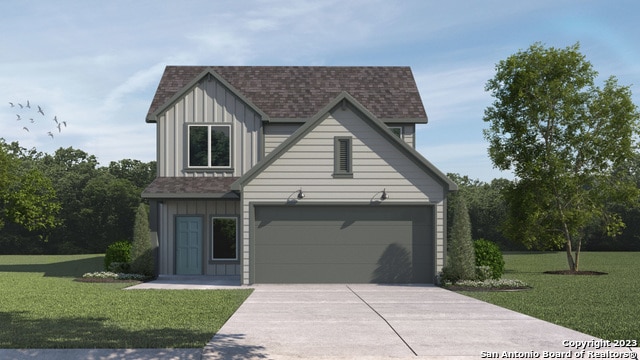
top-left (252, 205), bottom-right (434, 283)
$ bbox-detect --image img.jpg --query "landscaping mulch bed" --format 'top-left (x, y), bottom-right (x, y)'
top-left (74, 278), bottom-right (142, 284)
top-left (444, 285), bottom-right (532, 292)
top-left (543, 270), bottom-right (608, 275)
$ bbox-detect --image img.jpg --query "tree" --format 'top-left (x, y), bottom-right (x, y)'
top-left (447, 173), bottom-right (513, 249)
top-left (0, 140), bottom-right (60, 233)
top-left (130, 203), bottom-right (155, 277)
top-left (442, 195), bottom-right (476, 282)
top-left (108, 159), bottom-right (156, 190)
top-left (483, 43), bottom-right (640, 271)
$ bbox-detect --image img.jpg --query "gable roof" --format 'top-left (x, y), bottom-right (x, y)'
top-left (231, 91), bottom-right (457, 192)
top-left (146, 66), bottom-right (428, 123)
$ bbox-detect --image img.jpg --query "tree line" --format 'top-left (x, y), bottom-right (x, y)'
top-left (0, 139), bottom-right (155, 254)
top-left (447, 169), bottom-right (640, 252)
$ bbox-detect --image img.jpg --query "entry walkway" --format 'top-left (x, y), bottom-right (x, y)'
top-left (203, 284), bottom-right (639, 359)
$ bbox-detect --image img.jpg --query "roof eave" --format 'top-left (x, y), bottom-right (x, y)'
top-left (141, 192), bottom-right (240, 199)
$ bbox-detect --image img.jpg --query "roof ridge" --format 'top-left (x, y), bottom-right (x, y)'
top-left (146, 66), bottom-right (427, 123)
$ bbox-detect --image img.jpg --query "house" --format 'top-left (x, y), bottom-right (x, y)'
top-left (142, 66), bottom-right (457, 285)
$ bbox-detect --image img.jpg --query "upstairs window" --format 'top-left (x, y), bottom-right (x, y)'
top-left (188, 124), bottom-right (231, 168)
top-left (333, 136), bottom-right (353, 178)
top-left (389, 126), bottom-right (403, 138)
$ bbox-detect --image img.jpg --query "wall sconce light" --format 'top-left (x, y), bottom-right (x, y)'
top-left (297, 189), bottom-right (305, 199)
top-left (381, 188), bottom-right (389, 201)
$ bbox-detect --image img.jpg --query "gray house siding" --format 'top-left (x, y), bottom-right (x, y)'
top-left (264, 123), bottom-right (301, 155)
top-left (264, 123), bottom-right (415, 156)
top-left (156, 199), bottom-right (241, 276)
top-left (240, 105), bottom-right (447, 284)
top-left (155, 76), bottom-right (262, 177)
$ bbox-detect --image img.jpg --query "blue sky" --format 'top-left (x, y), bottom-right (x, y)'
top-left (1, 0), bottom-right (638, 182)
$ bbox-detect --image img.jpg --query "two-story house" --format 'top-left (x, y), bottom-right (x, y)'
top-left (142, 66), bottom-right (457, 285)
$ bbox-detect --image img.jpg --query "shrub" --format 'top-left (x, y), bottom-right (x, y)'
top-left (108, 261), bottom-right (130, 273)
top-left (442, 195), bottom-right (476, 283)
top-left (104, 241), bottom-right (131, 271)
top-left (475, 265), bottom-right (493, 281)
top-left (130, 203), bottom-right (155, 277)
top-left (474, 239), bottom-right (505, 279)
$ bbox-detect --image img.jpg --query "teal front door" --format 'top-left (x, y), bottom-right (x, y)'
top-left (175, 216), bottom-right (202, 275)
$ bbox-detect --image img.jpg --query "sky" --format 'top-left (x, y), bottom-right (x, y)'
top-left (1, 0), bottom-right (639, 182)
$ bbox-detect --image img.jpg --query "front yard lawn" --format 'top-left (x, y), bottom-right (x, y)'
top-left (458, 251), bottom-right (640, 341)
top-left (0, 255), bottom-right (252, 348)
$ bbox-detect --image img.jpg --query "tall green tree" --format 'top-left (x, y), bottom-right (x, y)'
top-left (483, 43), bottom-right (640, 271)
top-left (442, 195), bottom-right (476, 282)
top-left (0, 140), bottom-right (60, 233)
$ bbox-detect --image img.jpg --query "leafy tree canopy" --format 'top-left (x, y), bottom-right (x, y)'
top-left (483, 42), bottom-right (640, 270)
top-left (0, 140), bottom-right (60, 231)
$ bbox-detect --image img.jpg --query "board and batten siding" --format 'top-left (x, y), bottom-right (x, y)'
top-left (155, 76), bottom-right (262, 177)
top-left (157, 199), bottom-right (241, 276)
top-left (240, 107), bottom-right (447, 284)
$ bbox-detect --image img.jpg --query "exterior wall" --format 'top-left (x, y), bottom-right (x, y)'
top-left (156, 199), bottom-right (241, 276)
top-left (155, 76), bottom-right (262, 177)
top-left (263, 123), bottom-right (414, 156)
top-left (401, 124), bottom-right (415, 148)
top-left (240, 107), bottom-right (447, 284)
top-left (264, 123), bottom-right (301, 155)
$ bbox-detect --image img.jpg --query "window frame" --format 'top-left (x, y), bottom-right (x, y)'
top-left (333, 136), bottom-right (353, 178)
top-left (186, 123), bottom-right (233, 169)
top-left (210, 216), bottom-right (238, 261)
top-left (389, 126), bottom-right (403, 138)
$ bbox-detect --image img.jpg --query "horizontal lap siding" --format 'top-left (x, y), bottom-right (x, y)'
top-left (241, 107), bottom-right (446, 284)
top-left (156, 77), bottom-right (261, 177)
top-left (264, 124), bottom-right (300, 155)
top-left (158, 199), bottom-right (240, 276)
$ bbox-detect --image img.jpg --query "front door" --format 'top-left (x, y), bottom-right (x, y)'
top-left (175, 216), bottom-right (202, 275)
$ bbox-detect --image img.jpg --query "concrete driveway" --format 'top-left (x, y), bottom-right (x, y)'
top-left (203, 284), bottom-right (639, 359)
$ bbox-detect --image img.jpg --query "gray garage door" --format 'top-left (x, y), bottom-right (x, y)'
top-left (253, 205), bottom-right (434, 283)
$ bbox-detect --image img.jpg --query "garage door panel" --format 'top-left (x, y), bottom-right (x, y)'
top-left (256, 243), bottom-right (409, 264)
top-left (255, 225), bottom-right (414, 246)
top-left (254, 205), bottom-right (433, 283)
top-left (256, 263), bottom-right (384, 284)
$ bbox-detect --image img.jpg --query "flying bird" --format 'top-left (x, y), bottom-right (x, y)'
top-left (9, 102), bottom-right (14, 107)
top-left (47, 131), bottom-right (54, 139)
top-left (62, 121), bottom-right (67, 127)
top-left (37, 106), bottom-right (44, 116)
top-left (22, 127), bottom-right (29, 132)
top-left (18, 103), bottom-right (23, 109)
top-left (53, 116), bottom-right (58, 124)
top-left (16, 114), bottom-right (21, 121)
top-left (29, 118), bottom-right (34, 123)
top-left (25, 100), bottom-right (30, 108)
top-left (57, 123), bottom-right (62, 132)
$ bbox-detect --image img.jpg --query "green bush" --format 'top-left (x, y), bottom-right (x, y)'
top-left (474, 239), bottom-right (505, 279)
top-left (130, 203), bottom-right (155, 277)
top-left (107, 261), bottom-right (131, 273)
top-left (104, 241), bottom-right (131, 271)
top-left (442, 195), bottom-right (476, 283)
top-left (475, 265), bottom-right (493, 281)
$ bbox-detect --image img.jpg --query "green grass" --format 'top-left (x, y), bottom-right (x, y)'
top-left (0, 255), bottom-right (252, 349)
top-left (458, 251), bottom-right (640, 341)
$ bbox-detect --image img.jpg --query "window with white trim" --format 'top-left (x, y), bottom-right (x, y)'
top-left (188, 124), bottom-right (231, 168)
top-left (211, 217), bottom-right (237, 260)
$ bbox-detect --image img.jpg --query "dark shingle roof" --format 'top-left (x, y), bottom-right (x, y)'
top-left (146, 66), bottom-right (427, 122)
top-left (142, 177), bottom-right (240, 198)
